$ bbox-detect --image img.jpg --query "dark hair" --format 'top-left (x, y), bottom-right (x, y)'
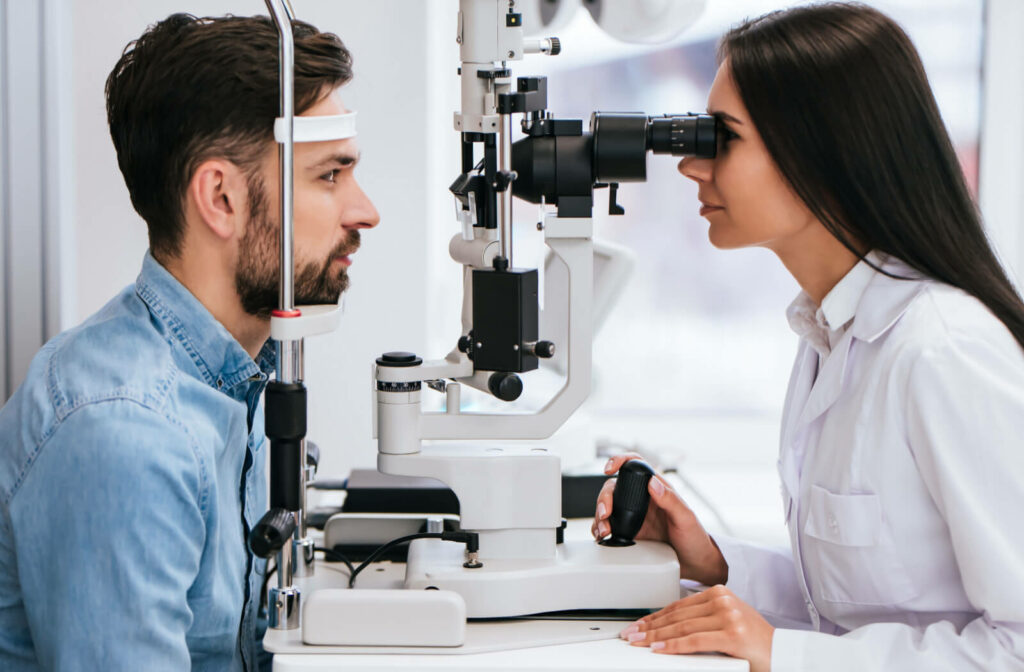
top-left (720, 2), bottom-right (1024, 351)
top-left (105, 14), bottom-right (352, 259)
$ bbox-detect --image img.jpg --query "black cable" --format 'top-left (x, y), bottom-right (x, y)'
top-left (348, 531), bottom-right (479, 589)
top-left (259, 561), bottom-right (277, 617)
top-left (314, 545), bottom-right (355, 576)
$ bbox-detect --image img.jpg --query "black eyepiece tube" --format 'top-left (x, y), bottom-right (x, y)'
top-left (648, 114), bottom-right (717, 159)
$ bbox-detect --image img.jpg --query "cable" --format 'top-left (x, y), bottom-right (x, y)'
top-left (348, 531), bottom-right (479, 589)
top-left (259, 561), bottom-right (277, 617)
top-left (314, 545), bottom-right (355, 576)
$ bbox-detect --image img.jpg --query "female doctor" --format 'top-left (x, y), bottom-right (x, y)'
top-left (592, 4), bottom-right (1024, 671)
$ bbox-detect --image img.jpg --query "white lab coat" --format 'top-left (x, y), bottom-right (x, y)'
top-left (714, 255), bottom-right (1024, 671)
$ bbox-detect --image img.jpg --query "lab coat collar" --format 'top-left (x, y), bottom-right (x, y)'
top-left (793, 253), bottom-right (927, 428)
top-left (849, 254), bottom-right (929, 343)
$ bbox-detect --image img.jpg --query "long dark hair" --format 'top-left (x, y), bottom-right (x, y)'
top-left (720, 2), bottom-right (1024, 351)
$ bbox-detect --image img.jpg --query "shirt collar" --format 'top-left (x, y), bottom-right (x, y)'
top-left (818, 252), bottom-right (879, 332)
top-left (135, 251), bottom-right (276, 390)
top-left (786, 250), bottom-right (929, 350)
top-left (786, 250), bottom-right (883, 355)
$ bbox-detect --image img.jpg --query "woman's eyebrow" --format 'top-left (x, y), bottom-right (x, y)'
top-left (709, 109), bottom-right (743, 126)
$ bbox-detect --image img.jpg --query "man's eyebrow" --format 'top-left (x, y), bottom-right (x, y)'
top-left (308, 152), bottom-right (361, 170)
top-left (709, 110), bottom-right (743, 126)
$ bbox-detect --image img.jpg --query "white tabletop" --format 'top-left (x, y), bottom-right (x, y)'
top-left (270, 521), bottom-right (747, 671)
top-left (272, 635), bottom-right (748, 671)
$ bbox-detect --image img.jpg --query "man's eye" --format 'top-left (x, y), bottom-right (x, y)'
top-left (321, 169), bottom-right (340, 183)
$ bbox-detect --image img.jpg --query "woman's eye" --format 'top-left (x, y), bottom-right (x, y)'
top-left (719, 128), bottom-right (739, 147)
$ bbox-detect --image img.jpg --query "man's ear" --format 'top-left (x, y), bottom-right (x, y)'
top-left (187, 159), bottom-right (247, 240)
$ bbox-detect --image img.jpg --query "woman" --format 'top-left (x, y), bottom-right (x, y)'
top-left (592, 3), bottom-right (1024, 671)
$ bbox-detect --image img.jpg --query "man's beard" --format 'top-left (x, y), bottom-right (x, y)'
top-left (235, 175), bottom-right (360, 318)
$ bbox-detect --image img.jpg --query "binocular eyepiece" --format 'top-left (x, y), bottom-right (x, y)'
top-left (511, 111), bottom-right (717, 216)
top-left (592, 112), bottom-right (717, 183)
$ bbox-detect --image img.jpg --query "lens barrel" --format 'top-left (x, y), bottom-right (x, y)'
top-left (590, 112), bottom-right (718, 184)
top-left (648, 114), bottom-right (717, 159)
top-left (511, 111), bottom-right (719, 212)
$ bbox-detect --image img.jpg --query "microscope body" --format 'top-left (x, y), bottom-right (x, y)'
top-left (370, 0), bottom-right (680, 620)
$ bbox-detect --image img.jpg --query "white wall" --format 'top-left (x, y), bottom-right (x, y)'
top-left (980, 0), bottom-right (1024, 286)
top-left (67, 0), bottom-right (460, 478)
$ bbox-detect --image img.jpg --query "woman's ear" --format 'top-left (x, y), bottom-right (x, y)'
top-left (187, 159), bottom-right (247, 241)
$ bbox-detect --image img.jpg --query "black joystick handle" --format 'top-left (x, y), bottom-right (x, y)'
top-left (599, 460), bottom-right (656, 547)
top-left (249, 508), bottom-right (296, 558)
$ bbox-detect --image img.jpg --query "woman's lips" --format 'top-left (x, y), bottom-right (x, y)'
top-left (699, 204), bottom-right (724, 216)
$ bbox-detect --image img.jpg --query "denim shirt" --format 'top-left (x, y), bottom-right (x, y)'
top-left (0, 252), bottom-right (275, 671)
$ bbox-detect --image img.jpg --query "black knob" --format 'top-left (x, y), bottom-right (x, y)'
top-left (599, 460), bottom-right (656, 547)
top-left (487, 372), bottom-right (523, 401)
top-left (249, 508), bottom-right (296, 558)
top-left (376, 351), bottom-right (423, 367)
top-left (534, 341), bottom-right (556, 358)
top-left (457, 336), bottom-right (473, 354)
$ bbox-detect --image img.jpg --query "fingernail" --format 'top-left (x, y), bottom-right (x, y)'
top-left (627, 632), bottom-right (646, 643)
top-left (598, 521), bottom-right (608, 537)
top-left (619, 624), bottom-right (638, 639)
top-left (650, 641), bottom-right (666, 651)
top-left (597, 502), bottom-right (607, 518)
top-left (650, 478), bottom-right (665, 497)
top-left (604, 458), bottom-right (614, 473)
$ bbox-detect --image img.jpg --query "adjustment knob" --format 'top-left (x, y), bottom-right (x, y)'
top-left (376, 351), bottom-right (423, 367)
top-left (457, 336), bottom-right (473, 354)
top-left (548, 37), bottom-right (561, 55)
top-left (487, 372), bottom-right (523, 402)
top-left (599, 460), bottom-right (656, 547)
top-left (249, 508), bottom-right (296, 558)
top-left (533, 341), bottom-right (555, 358)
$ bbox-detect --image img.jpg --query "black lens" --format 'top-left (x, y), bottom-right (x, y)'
top-left (648, 114), bottom-right (717, 158)
top-left (591, 112), bottom-right (649, 183)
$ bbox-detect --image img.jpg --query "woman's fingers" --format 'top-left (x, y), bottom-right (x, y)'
top-left (627, 615), bottom-right (723, 647)
top-left (602, 452), bottom-right (646, 475)
top-left (619, 600), bottom-right (715, 640)
top-left (591, 478), bottom-right (617, 539)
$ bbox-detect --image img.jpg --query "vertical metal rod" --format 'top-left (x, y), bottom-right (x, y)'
top-left (498, 112), bottom-right (514, 267)
top-left (264, 0), bottom-right (301, 622)
top-left (266, 0), bottom-right (294, 316)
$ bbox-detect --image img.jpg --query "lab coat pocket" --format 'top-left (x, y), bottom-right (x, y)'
top-left (802, 484), bottom-right (918, 606)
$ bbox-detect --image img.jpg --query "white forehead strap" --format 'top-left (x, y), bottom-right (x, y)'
top-left (274, 111), bottom-right (357, 143)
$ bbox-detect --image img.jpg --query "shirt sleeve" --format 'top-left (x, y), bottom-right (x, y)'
top-left (712, 534), bottom-right (814, 630)
top-left (771, 332), bottom-right (1024, 671)
top-left (9, 399), bottom-right (207, 672)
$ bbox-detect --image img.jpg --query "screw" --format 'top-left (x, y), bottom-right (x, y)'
top-left (508, 50), bottom-right (515, 58)
top-left (536, 222), bottom-right (544, 231)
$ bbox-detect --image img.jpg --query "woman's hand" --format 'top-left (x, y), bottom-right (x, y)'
top-left (620, 585), bottom-right (774, 672)
top-left (592, 454), bottom-right (728, 586)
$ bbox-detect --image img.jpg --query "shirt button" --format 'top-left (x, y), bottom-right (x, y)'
top-left (827, 513), bottom-right (839, 534)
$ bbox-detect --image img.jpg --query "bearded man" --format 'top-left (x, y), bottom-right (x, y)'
top-left (0, 13), bottom-right (378, 672)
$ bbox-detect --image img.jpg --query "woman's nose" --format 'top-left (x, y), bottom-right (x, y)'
top-left (678, 156), bottom-right (713, 184)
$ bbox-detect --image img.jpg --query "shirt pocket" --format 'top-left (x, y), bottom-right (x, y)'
top-left (801, 484), bottom-right (918, 606)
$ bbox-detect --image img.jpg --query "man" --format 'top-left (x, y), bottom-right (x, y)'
top-left (0, 13), bottom-right (378, 671)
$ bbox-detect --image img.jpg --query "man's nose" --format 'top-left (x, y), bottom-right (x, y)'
top-left (343, 180), bottom-right (380, 230)
top-left (678, 156), bottom-right (713, 184)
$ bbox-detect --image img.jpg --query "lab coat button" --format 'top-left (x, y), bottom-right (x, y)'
top-left (827, 513), bottom-right (839, 534)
